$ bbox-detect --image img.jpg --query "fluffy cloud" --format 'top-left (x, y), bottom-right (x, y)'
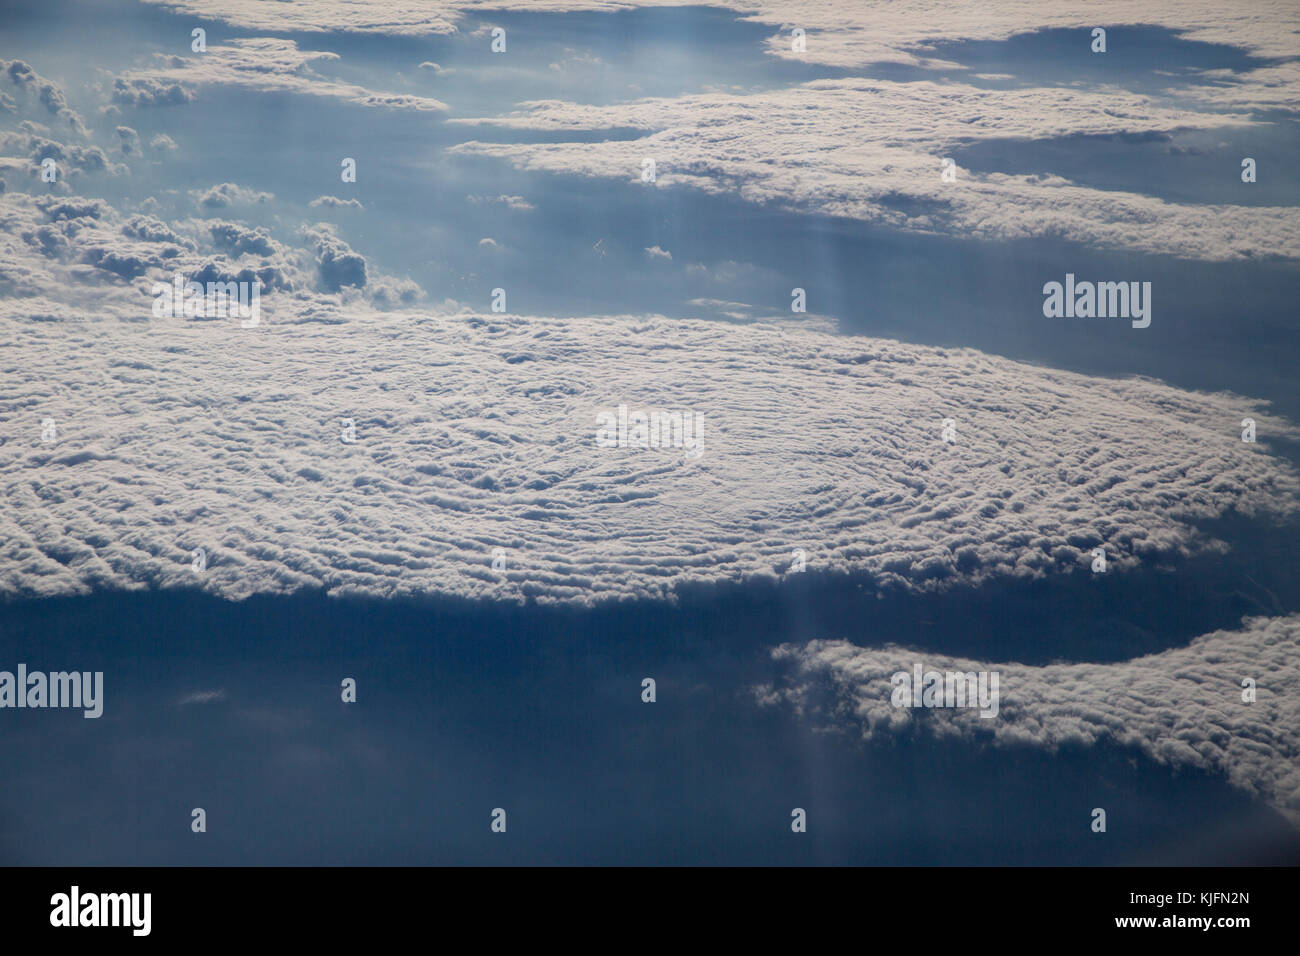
top-left (110, 76), bottom-right (195, 109)
top-left (0, 290), bottom-right (1296, 604)
top-left (1, 59), bottom-right (88, 135)
top-left (760, 614), bottom-right (1300, 822)
top-left (115, 126), bottom-right (140, 156)
top-left (365, 274), bottom-right (424, 309)
top-left (209, 221), bottom-right (280, 257)
top-left (139, 0), bottom-right (465, 36)
top-left (0, 183), bottom-right (418, 320)
top-left (302, 223), bottom-right (367, 290)
top-left (133, 1), bottom-right (1300, 67)
top-left (0, 130), bottom-right (121, 182)
top-left (309, 195), bottom-right (365, 211)
top-left (451, 78), bottom-right (1299, 261)
top-left (193, 181), bottom-right (274, 209)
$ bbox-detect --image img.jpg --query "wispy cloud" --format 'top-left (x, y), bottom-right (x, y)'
top-left (177, 689), bottom-right (226, 705)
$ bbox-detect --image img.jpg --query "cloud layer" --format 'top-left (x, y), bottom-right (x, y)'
top-left (452, 78), bottom-right (1298, 261)
top-left (760, 614), bottom-right (1300, 822)
top-left (1, 281), bottom-right (1297, 604)
top-left (135, 0), bottom-right (1300, 65)
top-left (113, 38), bottom-right (448, 112)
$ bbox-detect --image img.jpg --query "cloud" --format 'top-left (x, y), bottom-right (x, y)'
top-left (0, 186), bottom-right (423, 325)
top-left (366, 274), bottom-right (424, 310)
top-left (110, 76), bottom-right (195, 109)
top-left (121, 1), bottom-right (1300, 126)
top-left (644, 244), bottom-right (672, 260)
top-left (309, 195), bottom-right (365, 211)
top-left (1171, 63), bottom-right (1300, 111)
top-left (193, 181), bottom-right (274, 209)
top-left (132, 1), bottom-right (1300, 73)
top-left (209, 221), bottom-right (280, 257)
top-left (33, 196), bottom-right (111, 221)
top-left (148, 133), bottom-right (178, 152)
top-left (760, 614), bottom-right (1300, 823)
top-left (115, 126), bottom-right (140, 156)
top-left (467, 194), bottom-right (534, 212)
top-left (478, 237), bottom-right (499, 248)
top-left (687, 297), bottom-right (754, 320)
top-left (451, 78), bottom-right (1299, 261)
top-left (121, 215), bottom-right (195, 249)
top-left (177, 689), bottom-right (226, 705)
top-left (112, 38), bottom-right (448, 112)
top-left (1, 59), bottom-right (88, 135)
top-left (549, 50), bottom-right (604, 72)
top-left (0, 285), bottom-right (1296, 604)
top-left (302, 223), bottom-right (367, 290)
top-left (1, 130), bottom-right (122, 181)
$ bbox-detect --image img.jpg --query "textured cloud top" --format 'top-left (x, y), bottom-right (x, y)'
top-left (760, 615), bottom-right (1300, 822)
top-left (1, 303), bottom-right (1296, 604)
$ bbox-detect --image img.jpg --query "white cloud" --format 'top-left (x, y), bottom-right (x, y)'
top-left (644, 244), bottom-right (671, 260)
top-left (450, 78), bottom-right (1299, 261)
top-left (1, 59), bottom-right (89, 136)
top-left (760, 614), bottom-right (1300, 823)
top-left (113, 38), bottom-right (448, 112)
top-left (309, 195), bottom-right (365, 211)
top-left (686, 297), bottom-right (754, 320)
top-left (0, 250), bottom-right (1296, 605)
top-left (127, 1), bottom-right (1300, 121)
top-left (192, 181), bottom-right (273, 210)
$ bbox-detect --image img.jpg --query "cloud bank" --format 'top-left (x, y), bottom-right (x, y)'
top-left (134, 1), bottom-right (1300, 67)
top-left (1, 288), bottom-right (1296, 604)
top-left (759, 614), bottom-right (1300, 823)
top-left (452, 78), bottom-right (1299, 261)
